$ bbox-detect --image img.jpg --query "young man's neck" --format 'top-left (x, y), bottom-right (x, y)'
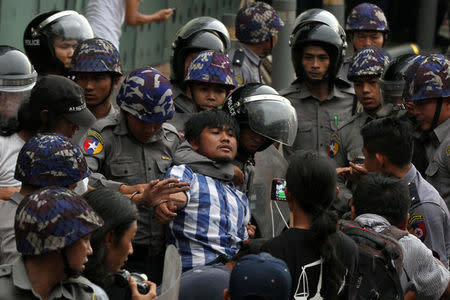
top-left (305, 80), bottom-right (330, 101)
top-left (386, 162), bottom-right (412, 179)
top-left (89, 99), bottom-right (112, 120)
top-left (25, 254), bottom-right (65, 300)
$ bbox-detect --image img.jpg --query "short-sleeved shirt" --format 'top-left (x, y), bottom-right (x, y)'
top-left (425, 118), bottom-right (450, 209)
top-left (0, 133), bottom-right (25, 188)
top-left (231, 41), bottom-right (262, 85)
top-left (82, 113), bottom-right (180, 254)
top-left (0, 257), bottom-right (96, 299)
top-left (402, 164), bottom-right (450, 268)
top-left (0, 192), bottom-right (24, 265)
top-left (280, 80), bottom-right (355, 159)
top-left (355, 213), bottom-right (450, 299)
top-left (165, 164), bottom-right (250, 271)
top-left (261, 228), bottom-right (358, 299)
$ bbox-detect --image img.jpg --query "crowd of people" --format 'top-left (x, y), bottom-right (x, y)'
top-left (0, 1), bottom-right (449, 299)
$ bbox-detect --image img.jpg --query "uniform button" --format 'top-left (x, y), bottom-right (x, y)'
top-left (320, 125), bottom-right (323, 129)
top-left (320, 144), bottom-right (324, 147)
top-left (124, 170), bottom-right (128, 174)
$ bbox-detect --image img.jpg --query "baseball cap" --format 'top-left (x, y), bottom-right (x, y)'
top-left (229, 252), bottom-right (292, 300)
top-left (30, 74), bottom-right (96, 127)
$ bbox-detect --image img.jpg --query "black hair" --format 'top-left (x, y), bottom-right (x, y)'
top-left (18, 101), bottom-right (64, 135)
top-left (185, 109), bottom-right (240, 145)
top-left (353, 173), bottom-right (410, 227)
top-left (285, 150), bottom-right (343, 284)
top-left (83, 189), bottom-right (138, 288)
top-left (361, 116), bottom-right (413, 167)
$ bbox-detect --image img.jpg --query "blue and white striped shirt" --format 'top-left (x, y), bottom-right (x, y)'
top-left (165, 164), bottom-right (250, 270)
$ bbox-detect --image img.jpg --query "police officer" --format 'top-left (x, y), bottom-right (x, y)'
top-left (378, 54), bottom-right (430, 176)
top-left (403, 54), bottom-right (450, 209)
top-left (0, 46), bottom-right (37, 201)
top-left (24, 10), bottom-right (94, 75)
top-left (338, 3), bottom-right (390, 91)
top-left (82, 67), bottom-right (180, 284)
top-left (0, 134), bottom-right (91, 265)
top-left (330, 46), bottom-right (390, 214)
top-left (169, 16), bottom-right (230, 132)
top-left (281, 10), bottom-right (355, 159)
top-left (184, 50), bottom-right (237, 113)
top-left (70, 37), bottom-right (123, 144)
top-left (0, 186), bottom-right (103, 300)
top-left (231, 2), bottom-right (284, 85)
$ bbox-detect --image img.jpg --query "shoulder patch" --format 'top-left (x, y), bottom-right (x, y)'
top-left (328, 133), bottom-right (341, 158)
top-left (83, 130), bottom-right (104, 155)
top-left (235, 75), bottom-right (244, 86)
top-left (446, 145), bottom-right (450, 157)
top-left (408, 214), bottom-right (426, 242)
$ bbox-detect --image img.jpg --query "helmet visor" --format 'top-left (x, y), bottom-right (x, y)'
top-left (378, 78), bottom-right (405, 106)
top-left (245, 96), bottom-right (298, 146)
top-left (43, 12), bottom-right (94, 42)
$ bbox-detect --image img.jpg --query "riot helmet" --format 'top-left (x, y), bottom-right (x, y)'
top-left (378, 54), bottom-right (419, 112)
top-left (24, 10), bottom-right (94, 75)
top-left (290, 22), bottom-right (345, 81)
top-left (171, 16), bottom-right (230, 85)
top-left (223, 83), bottom-right (298, 151)
top-left (346, 3), bottom-right (389, 33)
top-left (0, 46), bottom-right (37, 136)
top-left (347, 45), bottom-right (390, 81)
top-left (291, 9), bottom-right (347, 54)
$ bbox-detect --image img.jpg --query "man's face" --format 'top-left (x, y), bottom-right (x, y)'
top-left (354, 76), bottom-right (382, 113)
top-left (301, 45), bottom-right (330, 81)
top-left (351, 31), bottom-right (384, 51)
top-left (260, 35), bottom-right (278, 58)
top-left (187, 83), bottom-right (227, 112)
top-left (239, 125), bottom-right (267, 153)
top-left (126, 113), bottom-right (163, 143)
top-left (55, 117), bottom-right (80, 139)
top-left (412, 97), bottom-right (449, 131)
top-left (191, 126), bottom-right (238, 162)
top-left (65, 234), bottom-right (93, 272)
top-left (362, 146), bottom-right (380, 172)
top-left (75, 73), bottom-right (114, 107)
top-left (0, 92), bottom-right (22, 117)
top-left (53, 38), bottom-right (78, 68)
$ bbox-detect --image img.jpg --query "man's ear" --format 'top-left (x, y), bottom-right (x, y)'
top-left (399, 213), bottom-right (409, 230)
top-left (112, 76), bottom-right (121, 89)
top-left (375, 153), bottom-right (386, 169)
top-left (190, 138), bottom-right (200, 151)
top-left (104, 231), bottom-right (115, 250)
top-left (186, 85), bottom-right (192, 100)
top-left (39, 109), bottom-right (49, 123)
top-left (223, 288), bottom-right (231, 300)
top-left (350, 204), bottom-right (356, 221)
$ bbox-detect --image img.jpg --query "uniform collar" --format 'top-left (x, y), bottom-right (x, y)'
top-left (239, 42), bottom-right (261, 66)
top-left (114, 114), bottom-right (164, 143)
top-left (401, 163), bottom-right (417, 185)
top-left (291, 80), bottom-right (352, 101)
top-left (433, 118), bottom-right (450, 144)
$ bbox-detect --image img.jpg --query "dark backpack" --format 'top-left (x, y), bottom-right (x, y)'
top-left (339, 220), bottom-right (407, 300)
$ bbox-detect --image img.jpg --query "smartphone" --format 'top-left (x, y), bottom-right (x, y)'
top-left (352, 156), bottom-right (365, 165)
top-left (271, 178), bottom-right (287, 201)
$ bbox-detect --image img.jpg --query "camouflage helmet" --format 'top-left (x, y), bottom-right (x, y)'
top-left (346, 3), bottom-right (389, 33)
top-left (403, 54), bottom-right (450, 102)
top-left (117, 66), bottom-right (174, 123)
top-left (15, 186), bottom-right (103, 256)
top-left (71, 38), bottom-right (122, 76)
top-left (235, 2), bottom-right (284, 43)
top-left (184, 50), bottom-right (237, 90)
top-left (14, 134), bottom-right (90, 187)
top-left (348, 46), bottom-right (390, 81)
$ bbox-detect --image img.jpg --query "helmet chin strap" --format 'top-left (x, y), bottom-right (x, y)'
top-left (429, 97), bottom-right (443, 131)
top-left (61, 247), bottom-right (82, 278)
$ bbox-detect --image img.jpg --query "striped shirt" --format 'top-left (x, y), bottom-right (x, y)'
top-left (166, 164), bottom-right (250, 270)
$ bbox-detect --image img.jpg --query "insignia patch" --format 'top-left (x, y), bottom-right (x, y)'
top-left (446, 145), bottom-right (450, 157)
top-left (235, 75), bottom-right (243, 86)
top-left (327, 133), bottom-right (340, 158)
top-left (408, 214), bottom-right (426, 241)
top-left (161, 155), bottom-right (170, 160)
top-left (83, 131), bottom-right (104, 155)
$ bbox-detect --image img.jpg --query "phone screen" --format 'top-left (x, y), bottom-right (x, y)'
top-left (271, 178), bottom-right (287, 201)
